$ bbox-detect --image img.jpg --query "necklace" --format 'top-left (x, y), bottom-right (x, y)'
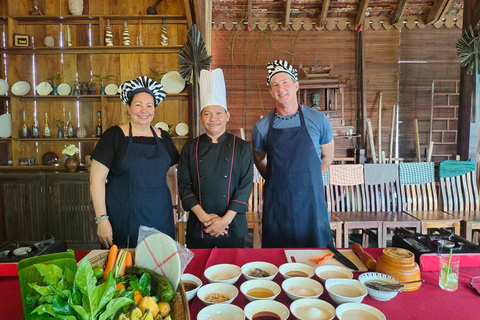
top-left (274, 109), bottom-right (299, 120)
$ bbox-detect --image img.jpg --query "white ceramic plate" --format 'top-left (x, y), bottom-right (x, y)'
top-left (36, 82), bottom-right (53, 96)
top-left (155, 122), bottom-right (169, 132)
top-left (161, 71), bottom-right (186, 94)
top-left (135, 232), bottom-right (182, 290)
top-left (175, 122), bottom-right (188, 136)
top-left (0, 79), bottom-right (9, 95)
top-left (105, 84), bottom-right (119, 95)
top-left (57, 83), bottom-right (71, 95)
top-left (11, 81), bottom-right (31, 96)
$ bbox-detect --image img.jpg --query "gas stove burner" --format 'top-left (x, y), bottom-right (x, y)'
top-left (0, 238), bottom-right (67, 264)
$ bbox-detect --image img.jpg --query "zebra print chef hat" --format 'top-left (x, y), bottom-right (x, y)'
top-left (119, 76), bottom-right (166, 107)
top-left (266, 60), bottom-right (298, 85)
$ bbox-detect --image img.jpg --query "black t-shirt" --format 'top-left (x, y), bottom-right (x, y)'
top-left (91, 126), bottom-right (179, 179)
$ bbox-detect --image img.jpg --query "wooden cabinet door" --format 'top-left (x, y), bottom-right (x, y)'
top-left (0, 172), bottom-right (47, 241)
top-left (46, 172), bottom-right (97, 244)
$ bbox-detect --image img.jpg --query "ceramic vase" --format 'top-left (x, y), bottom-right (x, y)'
top-left (68, 0), bottom-right (84, 15)
top-left (65, 156), bottom-right (79, 172)
top-left (52, 83), bottom-right (58, 96)
top-left (57, 125), bottom-right (64, 138)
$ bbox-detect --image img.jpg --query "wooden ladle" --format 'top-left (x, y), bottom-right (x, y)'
top-left (147, 0), bottom-right (163, 15)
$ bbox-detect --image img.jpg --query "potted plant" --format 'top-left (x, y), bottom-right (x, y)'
top-left (148, 68), bottom-right (164, 82)
top-left (53, 118), bottom-right (64, 138)
top-left (47, 72), bottom-right (61, 95)
top-left (62, 144), bottom-right (80, 172)
top-left (93, 74), bottom-right (116, 95)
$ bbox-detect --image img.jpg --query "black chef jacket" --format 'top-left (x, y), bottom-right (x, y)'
top-left (178, 132), bottom-right (254, 239)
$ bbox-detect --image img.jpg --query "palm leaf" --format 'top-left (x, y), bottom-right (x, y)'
top-left (456, 25), bottom-right (480, 75)
top-left (178, 25), bottom-right (212, 84)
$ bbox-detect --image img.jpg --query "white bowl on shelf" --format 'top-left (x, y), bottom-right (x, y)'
top-left (290, 298), bottom-right (336, 320)
top-left (197, 304), bottom-right (245, 320)
top-left (181, 273), bottom-right (202, 301)
top-left (36, 82), bottom-right (52, 95)
top-left (175, 122), bottom-right (188, 136)
top-left (57, 83), bottom-right (71, 95)
top-left (161, 71), bottom-right (185, 94)
top-left (204, 263), bottom-right (242, 284)
top-left (281, 277), bottom-right (324, 300)
top-left (240, 279), bottom-right (281, 301)
top-left (325, 279), bottom-right (367, 305)
top-left (196, 283), bottom-right (238, 306)
top-left (315, 265), bottom-right (353, 284)
top-left (358, 272), bottom-right (401, 301)
top-left (11, 81), bottom-right (30, 96)
top-left (242, 261), bottom-right (278, 281)
top-left (105, 83), bottom-right (118, 95)
top-left (278, 262), bottom-right (314, 279)
top-left (244, 300), bottom-right (290, 320)
top-left (336, 303), bottom-right (386, 320)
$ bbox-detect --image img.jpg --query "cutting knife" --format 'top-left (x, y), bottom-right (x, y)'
top-left (327, 245), bottom-right (359, 271)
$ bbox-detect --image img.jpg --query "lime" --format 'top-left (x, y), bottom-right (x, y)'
top-left (93, 267), bottom-right (104, 279)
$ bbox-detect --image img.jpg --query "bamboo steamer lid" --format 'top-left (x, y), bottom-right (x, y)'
top-left (375, 248), bottom-right (422, 291)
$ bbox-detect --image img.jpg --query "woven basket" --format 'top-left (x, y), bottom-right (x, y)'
top-left (89, 249), bottom-right (191, 320)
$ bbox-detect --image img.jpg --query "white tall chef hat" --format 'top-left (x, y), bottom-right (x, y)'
top-left (200, 68), bottom-right (227, 112)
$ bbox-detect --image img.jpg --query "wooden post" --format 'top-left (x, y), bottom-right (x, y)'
top-left (378, 92), bottom-right (383, 163)
top-left (414, 119), bottom-right (421, 162)
top-left (426, 141), bottom-right (434, 162)
top-left (389, 104), bottom-right (396, 163)
top-left (367, 118), bottom-right (377, 164)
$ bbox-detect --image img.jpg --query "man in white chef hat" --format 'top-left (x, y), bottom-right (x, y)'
top-left (178, 68), bottom-right (254, 248)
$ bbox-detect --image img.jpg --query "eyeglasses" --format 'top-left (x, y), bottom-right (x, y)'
top-left (469, 277), bottom-right (480, 295)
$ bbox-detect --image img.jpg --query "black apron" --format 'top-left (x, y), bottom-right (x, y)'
top-left (106, 123), bottom-right (174, 248)
top-left (262, 107), bottom-right (333, 248)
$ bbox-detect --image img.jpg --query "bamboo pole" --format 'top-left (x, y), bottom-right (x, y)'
top-left (414, 119), bottom-right (421, 162)
top-left (426, 141), bottom-right (434, 162)
top-left (367, 118), bottom-right (377, 164)
top-left (389, 104), bottom-right (396, 164)
top-left (378, 92), bottom-right (383, 163)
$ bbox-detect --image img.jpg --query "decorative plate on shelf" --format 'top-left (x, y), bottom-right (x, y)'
top-left (57, 83), bottom-right (71, 95)
top-left (155, 121), bottom-right (169, 132)
top-left (42, 151), bottom-right (59, 166)
top-left (36, 82), bottom-right (53, 96)
top-left (175, 123), bottom-right (189, 136)
top-left (105, 84), bottom-right (119, 95)
top-left (161, 71), bottom-right (186, 94)
top-left (0, 79), bottom-right (9, 95)
top-left (11, 81), bottom-right (31, 96)
top-left (0, 113), bottom-right (11, 138)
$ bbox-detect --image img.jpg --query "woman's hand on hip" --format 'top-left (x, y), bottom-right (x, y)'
top-left (97, 220), bottom-right (114, 248)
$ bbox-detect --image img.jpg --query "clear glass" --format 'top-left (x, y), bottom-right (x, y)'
top-left (439, 255), bottom-right (460, 292)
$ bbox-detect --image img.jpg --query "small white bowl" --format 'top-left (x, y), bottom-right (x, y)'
top-left (181, 273), bottom-right (202, 301)
top-left (358, 272), bottom-right (401, 301)
top-left (242, 261), bottom-right (279, 281)
top-left (336, 303), bottom-right (386, 320)
top-left (315, 265), bottom-right (353, 284)
top-left (325, 279), bottom-right (367, 305)
top-left (197, 304), bottom-right (245, 320)
top-left (240, 279), bottom-right (281, 301)
top-left (197, 283), bottom-right (238, 305)
top-left (244, 300), bottom-right (290, 320)
top-left (290, 298), bottom-right (336, 320)
top-left (204, 264), bottom-right (242, 284)
top-left (279, 263), bottom-right (314, 279)
top-left (282, 277), bottom-right (324, 300)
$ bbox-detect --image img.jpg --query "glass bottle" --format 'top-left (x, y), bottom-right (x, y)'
top-left (21, 111), bottom-right (29, 138)
top-left (96, 111), bottom-right (102, 137)
top-left (137, 19), bottom-right (144, 46)
top-left (122, 19), bottom-right (131, 46)
top-left (66, 111), bottom-right (75, 138)
top-left (44, 111), bottom-right (51, 138)
top-left (32, 112), bottom-right (39, 138)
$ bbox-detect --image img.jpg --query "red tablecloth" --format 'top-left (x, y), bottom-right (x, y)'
top-left (2, 248), bottom-right (480, 320)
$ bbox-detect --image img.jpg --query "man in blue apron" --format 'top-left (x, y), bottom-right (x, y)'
top-left (252, 60), bottom-right (335, 248)
top-left (178, 69), bottom-right (253, 248)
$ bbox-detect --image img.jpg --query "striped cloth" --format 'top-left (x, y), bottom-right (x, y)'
top-left (323, 170), bottom-right (329, 186)
top-left (329, 164), bottom-right (364, 186)
top-left (364, 164), bottom-right (399, 185)
top-left (399, 162), bottom-right (435, 185)
top-left (439, 159), bottom-right (476, 178)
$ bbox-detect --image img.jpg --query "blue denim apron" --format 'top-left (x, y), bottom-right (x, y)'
top-left (106, 123), bottom-right (174, 247)
top-left (262, 108), bottom-right (333, 248)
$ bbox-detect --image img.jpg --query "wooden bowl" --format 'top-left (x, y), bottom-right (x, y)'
top-left (89, 249), bottom-right (190, 319)
top-left (375, 248), bottom-right (421, 291)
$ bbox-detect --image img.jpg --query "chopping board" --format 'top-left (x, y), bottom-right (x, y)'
top-left (285, 249), bottom-right (367, 272)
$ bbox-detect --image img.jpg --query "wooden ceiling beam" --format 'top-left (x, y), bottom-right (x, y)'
top-left (317, 0), bottom-right (330, 28)
top-left (426, 0), bottom-right (450, 24)
top-left (285, 0), bottom-right (292, 27)
top-left (248, 0), bottom-right (253, 28)
top-left (355, 0), bottom-right (370, 27)
top-left (391, 0), bottom-right (408, 24)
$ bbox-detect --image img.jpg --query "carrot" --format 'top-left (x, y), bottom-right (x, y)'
top-left (124, 251), bottom-right (133, 269)
top-left (116, 283), bottom-right (126, 291)
top-left (352, 243), bottom-right (377, 270)
top-left (103, 244), bottom-right (118, 280)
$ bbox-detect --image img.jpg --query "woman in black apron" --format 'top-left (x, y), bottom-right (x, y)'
top-left (90, 76), bottom-right (179, 248)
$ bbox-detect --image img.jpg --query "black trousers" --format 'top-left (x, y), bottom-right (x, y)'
top-left (186, 235), bottom-right (244, 249)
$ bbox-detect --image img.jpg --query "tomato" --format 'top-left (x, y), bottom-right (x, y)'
top-left (93, 267), bottom-right (104, 279)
